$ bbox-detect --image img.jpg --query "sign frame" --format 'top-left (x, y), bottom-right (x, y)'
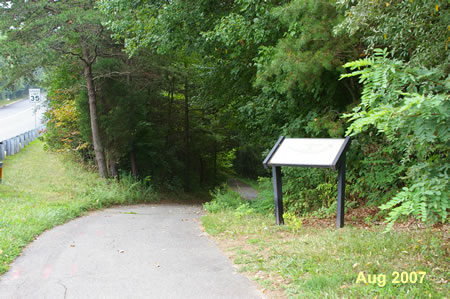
top-left (263, 136), bottom-right (351, 228)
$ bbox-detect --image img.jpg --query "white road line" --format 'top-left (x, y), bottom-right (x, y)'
top-left (0, 106), bottom-right (33, 121)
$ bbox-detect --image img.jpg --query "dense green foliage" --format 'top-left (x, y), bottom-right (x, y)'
top-left (336, 0), bottom-right (449, 227)
top-left (335, 0), bottom-right (449, 67)
top-left (342, 49), bottom-right (449, 227)
top-left (0, 53), bottom-right (30, 101)
top-left (1, 0), bottom-right (448, 226)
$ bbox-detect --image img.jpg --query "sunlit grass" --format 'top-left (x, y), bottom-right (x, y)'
top-left (202, 210), bottom-right (449, 298)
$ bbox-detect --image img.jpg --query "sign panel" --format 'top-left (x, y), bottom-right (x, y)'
top-left (29, 89), bottom-right (41, 103)
top-left (268, 138), bottom-right (347, 168)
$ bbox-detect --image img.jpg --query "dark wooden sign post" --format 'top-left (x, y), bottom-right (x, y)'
top-left (263, 136), bottom-right (351, 228)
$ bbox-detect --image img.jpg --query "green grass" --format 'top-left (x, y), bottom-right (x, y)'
top-left (0, 97), bottom-right (23, 108)
top-left (202, 195), bottom-right (449, 298)
top-left (0, 140), bottom-right (155, 274)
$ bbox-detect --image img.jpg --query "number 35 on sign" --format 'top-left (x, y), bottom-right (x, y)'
top-left (29, 88), bottom-right (41, 103)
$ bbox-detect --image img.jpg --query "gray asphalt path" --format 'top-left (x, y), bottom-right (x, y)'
top-left (0, 204), bottom-right (263, 299)
top-left (228, 179), bottom-right (258, 201)
top-left (0, 98), bottom-right (45, 141)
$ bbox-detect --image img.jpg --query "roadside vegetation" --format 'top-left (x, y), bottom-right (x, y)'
top-left (0, 71), bottom-right (29, 108)
top-left (0, 95), bottom-right (26, 108)
top-left (202, 184), bottom-right (449, 298)
top-left (0, 98), bottom-right (20, 108)
top-left (0, 140), bottom-right (155, 274)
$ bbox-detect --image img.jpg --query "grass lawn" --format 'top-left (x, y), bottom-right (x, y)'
top-left (202, 190), bottom-right (449, 298)
top-left (0, 97), bottom-right (23, 108)
top-left (0, 140), bottom-right (154, 274)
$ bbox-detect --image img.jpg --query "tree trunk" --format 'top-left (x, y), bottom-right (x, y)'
top-left (343, 77), bottom-right (358, 103)
top-left (199, 154), bottom-right (204, 185)
top-left (98, 87), bottom-right (118, 179)
top-left (165, 77), bottom-right (175, 150)
top-left (183, 79), bottom-right (190, 192)
top-left (126, 57), bottom-right (131, 85)
top-left (213, 139), bottom-right (217, 179)
top-left (130, 144), bottom-right (138, 177)
top-left (109, 155), bottom-right (118, 179)
top-left (82, 47), bottom-right (108, 178)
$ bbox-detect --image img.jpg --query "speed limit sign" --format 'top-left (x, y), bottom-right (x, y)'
top-left (29, 88), bottom-right (41, 103)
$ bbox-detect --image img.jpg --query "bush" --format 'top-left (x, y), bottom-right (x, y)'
top-left (283, 212), bottom-right (303, 232)
top-left (87, 174), bottom-right (155, 209)
top-left (282, 167), bottom-right (338, 215)
top-left (249, 177), bottom-right (274, 214)
top-left (342, 49), bottom-right (449, 227)
top-left (204, 186), bottom-right (244, 213)
top-left (345, 132), bottom-right (406, 205)
top-left (234, 203), bottom-right (255, 218)
top-left (204, 179), bottom-right (274, 215)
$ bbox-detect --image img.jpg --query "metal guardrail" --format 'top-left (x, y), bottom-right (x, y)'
top-left (0, 125), bottom-right (45, 161)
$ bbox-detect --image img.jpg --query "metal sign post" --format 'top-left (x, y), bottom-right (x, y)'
top-left (272, 165), bottom-right (283, 225)
top-left (337, 152), bottom-right (346, 228)
top-left (263, 136), bottom-right (351, 228)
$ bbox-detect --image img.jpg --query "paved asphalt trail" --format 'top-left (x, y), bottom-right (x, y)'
top-left (228, 179), bottom-right (258, 201)
top-left (0, 99), bottom-right (45, 141)
top-left (0, 204), bottom-right (263, 299)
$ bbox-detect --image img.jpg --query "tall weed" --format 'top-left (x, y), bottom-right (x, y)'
top-left (87, 174), bottom-right (155, 209)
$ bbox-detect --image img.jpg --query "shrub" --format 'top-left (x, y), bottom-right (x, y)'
top-left (283, 212), bottom-right (303, 232)
top-left (204, 186), bottom-right (244, 213)
top-left (341, 49), bottom-right (449, 227)
top-left (249, 177), bottom-right (275, 214)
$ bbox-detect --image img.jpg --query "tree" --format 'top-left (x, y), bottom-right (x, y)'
top-left (334, 0), bottom-right (449, 67)
top-left (0, 0), bottom-right (109, 176)
top-left (100, 0), bottom-right (231, 190)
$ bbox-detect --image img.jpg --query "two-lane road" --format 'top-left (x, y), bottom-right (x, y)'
top-left (0, 99), bottom-right (45, 141)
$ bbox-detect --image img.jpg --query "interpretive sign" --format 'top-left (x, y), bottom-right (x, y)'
top-left (263, 136), bottom-right (351, 228)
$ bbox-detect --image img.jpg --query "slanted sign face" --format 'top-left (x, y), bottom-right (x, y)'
top-left (263, 136), bottom-right (351, 228)
top-left (267, 138), bottom-right (347, 168)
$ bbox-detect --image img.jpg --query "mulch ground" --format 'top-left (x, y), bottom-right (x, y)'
top-left (302, 206), bottom-right (449, 235)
